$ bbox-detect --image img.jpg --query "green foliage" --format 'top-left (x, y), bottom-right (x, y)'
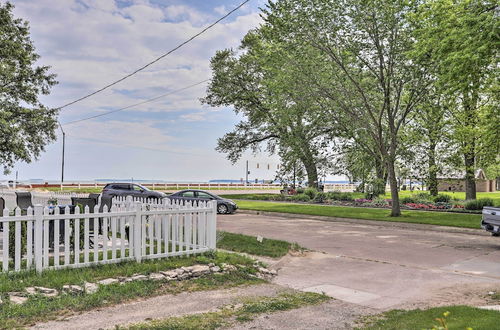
top-left (124, 292), bottom-right (330, 330)
top-left (464, 198), bottom-right (494, 211)
top-left (363, 306), bottom-right (499, 330)
top-left (0, 252), bottom-right (260, 328)
top-left (303, 188), bottom-right (317, 200)
top-left (313, 192), bottom-right (326, 203)
top-left (216, 231), bottom-right (297, 258)
top-left (0, 3), bottom-right (58, 173)
top-left (326, 191), bottom-right (354, 201)
top-left (433, 194), bottom-right (451, 203)
top-left (401, 196), bottom-right (417, 204)
top-left (290, 194), bottom-right (310, 202)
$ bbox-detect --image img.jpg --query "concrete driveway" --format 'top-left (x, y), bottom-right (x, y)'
top-left (218, 212), bottom-right (500, 310)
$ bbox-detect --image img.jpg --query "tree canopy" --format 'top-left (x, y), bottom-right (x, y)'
top-left (0, 2), bottom-right (58, 173)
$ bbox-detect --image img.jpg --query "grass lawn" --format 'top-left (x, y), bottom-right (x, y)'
top-left (218, 231), bottom-right (303, 258)
top-left (362, 306), bottom-right (500, 330)
top-left (121, 291), bottom-right (330, 329)
top-left (0, 251), bottom-right (262, 329)
top-left (234, 200), bottom-right (482, 229)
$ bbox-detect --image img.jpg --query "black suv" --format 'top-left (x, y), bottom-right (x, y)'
top-left (101, 183), bottom-right (167, 199)
top-left (167, 189), bottom-right (238, 214)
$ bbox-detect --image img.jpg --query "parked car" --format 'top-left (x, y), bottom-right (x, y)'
top-left (482, 206), bottom-right (500, 237)
top-left (101, 183), bottom-right (167, 199)
top-left (167, 189), bottom-right (238, 214)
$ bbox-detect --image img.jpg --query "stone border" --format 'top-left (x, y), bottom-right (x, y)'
top-left (1, 263), bottom-right (277, 305)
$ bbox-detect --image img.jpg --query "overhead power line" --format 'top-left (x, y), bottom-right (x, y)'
top-left (57, 0), bottom-right (250, 110)
top-left (63, 79), bottom-right (209, 125)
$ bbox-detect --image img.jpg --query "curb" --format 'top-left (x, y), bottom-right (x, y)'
top-left (237, 210), bottom-right (487, 237)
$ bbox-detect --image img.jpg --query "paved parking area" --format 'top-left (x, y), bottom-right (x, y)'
top-left (218, 212), bottom-right (500, 310)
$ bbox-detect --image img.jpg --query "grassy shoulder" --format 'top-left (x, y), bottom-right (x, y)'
top-left (0, 252), bottom-right (262, 329)
top-left (234, 200), bottom-right (482, 229)
top-left (361, 306), bottom-right (500, 330)
top-left (217, 231), bottom-right (303, 258)
top-left (122, 291), bottom-right (330, 330)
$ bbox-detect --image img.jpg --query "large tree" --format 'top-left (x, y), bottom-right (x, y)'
top-left (412, 0), bottom-right (499, 199)
top-left (262, 0), bottom-right (429, 216)
top-left (202, 31), bottom-right (331, 188)
top-left (0, 2), bottom-right (58, 173)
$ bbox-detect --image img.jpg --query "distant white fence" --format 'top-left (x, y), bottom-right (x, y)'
top-left (324, 184), bottom-right (359, 192)
top-left (0, 199), bottom-right (216, 273)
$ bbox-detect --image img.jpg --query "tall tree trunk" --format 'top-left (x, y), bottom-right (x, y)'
top-left (464, 150), bottom-right (476, 200)
top-left (302, 159), bottom-right (319, 188)
top-left (374, 156), bottom-right (387, 196)
top-left (428, 140), bottom-right (438, 196)
top-left (386, 159), bottom-right (401, 217)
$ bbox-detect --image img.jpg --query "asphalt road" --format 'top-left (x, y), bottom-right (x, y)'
top-left (218, 212), bottom-right (500, 310)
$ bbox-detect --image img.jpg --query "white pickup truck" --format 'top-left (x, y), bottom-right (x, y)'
top-left (482, 207), bottom-right (500, 237)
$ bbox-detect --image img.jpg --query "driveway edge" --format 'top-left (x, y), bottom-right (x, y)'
top-left (237, 210), bottom-right (487, 236)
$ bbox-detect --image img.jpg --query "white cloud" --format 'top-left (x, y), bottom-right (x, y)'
top-left (214, 5), bottom-right (227, 15)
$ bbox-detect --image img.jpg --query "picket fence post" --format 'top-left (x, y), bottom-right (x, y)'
top-left (34, 204), bottom-right (43, 273)
top-left (209, 201), bottom-right (217, 249)
top-left (134, 201), bottom-right (142, 263)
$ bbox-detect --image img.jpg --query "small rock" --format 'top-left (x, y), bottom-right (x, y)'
top-left (488, 291), bottom-right (496, 295)
top-left (224, 265), bottom-right (237, 271)
top-left (62, 285), bottom-right (84, 295)
top-left (149, 273), bottom-right (165, 281)
top-left (208, 263), bottom-right (215, 267)
top-left (189, 265), bottom-right (210, 277)
top-left (269, 269), bottom-right (277, 276)
top-left (258, 267), bottom-right (270, 274)
top-left (25, 287), bottom-right (37, 295)
top-left (0, 297), bottom-right (3, 304)
top-left (177, 273), bottom-right (190, 280)
top-left (210, 266), bottom-right (221, 273)
top-left (34, 286), bottom-right (58, 297)
top-left (98, 278), bottom-right (119, 286)
top-left (9, 293), bottom-right (28, 305)
top-left (160, 270), bottom-right (178, 278)
top-left (84, 282), bottom-right (99, 294)
top-left (175, 268), bottom-right (185, 275)
top-left (131, 274), bottom-right (148, 281)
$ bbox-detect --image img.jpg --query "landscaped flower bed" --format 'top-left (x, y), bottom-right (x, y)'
top-left (227, 191), bottom-right (495, 214)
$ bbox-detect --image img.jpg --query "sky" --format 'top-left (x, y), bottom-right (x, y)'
top-left (3, 0), bottom-right (344, 183)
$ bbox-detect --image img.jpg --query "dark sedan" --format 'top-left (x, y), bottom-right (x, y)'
top-left (101, 183), bottom-right (167, 199)
top-left (167, 190), bottom-right (238, 214)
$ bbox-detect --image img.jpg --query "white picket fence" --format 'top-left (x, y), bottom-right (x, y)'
top-left (0, 198), bottom-right (216, 273)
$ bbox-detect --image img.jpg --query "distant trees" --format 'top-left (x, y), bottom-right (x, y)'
top-left (0, 3), bottom-right (58, 173)
top-left (204, 0), bottom-right (499, 214)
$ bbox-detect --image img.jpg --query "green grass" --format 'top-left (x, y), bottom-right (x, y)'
top-left (361, 306), bottom-right (500, 330)
top-left (0, 252), bottom-right (263, 329)
top-left (122, 291), bottom-right (330, 330)
top-left (235, 200), bottom-right (482, 229)
top-left (217, 231), bottom-right (303, 258)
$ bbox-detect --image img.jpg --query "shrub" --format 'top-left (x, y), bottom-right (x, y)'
top-left (415, 192), bottom-right (431, 201)
top-left (290, 194), bottom-right (310, 202)
top-left (401, 196), bottom-right (417, 204)
top-left (314, 192), bottom-right (326, 203)
top-left (296, 187), bottom-right (305, 194)
top-left (304, 187), bottom-right (317, 200)
top-left (464, 198), bottom-right (494, 210)
top-left (327, 191), bottom-right (354, 201)
top-left (369, 197), bottom-right (390, 207)
top-left (433, 194), bottom-right (451, 203)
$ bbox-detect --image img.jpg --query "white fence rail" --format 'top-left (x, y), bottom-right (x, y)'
top-left (0, 199), bottom-right (216, 273)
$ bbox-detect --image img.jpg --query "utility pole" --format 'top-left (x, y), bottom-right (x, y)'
top-left (245, 160), bottom-right (249, 186)
top-left (58, 122), bottom-right (65, 183)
